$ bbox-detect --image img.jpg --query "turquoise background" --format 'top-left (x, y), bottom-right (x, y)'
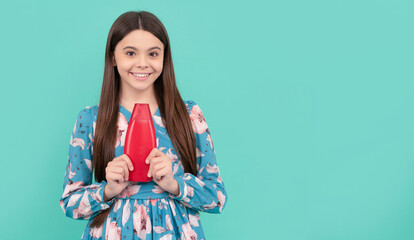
top-left (1, 0), bottom-right (413, 239)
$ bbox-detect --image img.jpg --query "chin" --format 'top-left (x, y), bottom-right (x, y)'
top-left (132, 83), bottom-right (155, 92)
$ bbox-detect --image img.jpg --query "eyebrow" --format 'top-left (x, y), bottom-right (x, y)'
top-left (122, 46), bottom-right (162, 51)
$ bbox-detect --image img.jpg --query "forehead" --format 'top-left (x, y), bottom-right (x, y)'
top-left (117, 29), bottom-right (164, 50)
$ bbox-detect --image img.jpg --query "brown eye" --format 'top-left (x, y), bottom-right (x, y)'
top-left (149, 52), bottom-right (158, 57)
top-left (127, 52), bottom-right (135, 56)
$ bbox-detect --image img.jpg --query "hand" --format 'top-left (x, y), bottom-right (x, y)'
top-left (146, 148), bottom-right (179, 196)
top-left (104, 154), bottom-right (134, 201)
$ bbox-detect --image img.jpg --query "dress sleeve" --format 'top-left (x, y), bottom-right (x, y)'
top-left (59, 107), bottom-right (115, 220)
top-left (169, 100), bottom-right (228, 214)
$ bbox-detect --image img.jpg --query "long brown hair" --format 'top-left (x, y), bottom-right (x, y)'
top-left (90, 11), bottom-right (197, 228)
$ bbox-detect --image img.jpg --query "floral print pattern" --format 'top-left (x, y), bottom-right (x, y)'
top-left (60, 100), bottom-right (227, 239)
top-left (189, 105), bottom-right (208, 135)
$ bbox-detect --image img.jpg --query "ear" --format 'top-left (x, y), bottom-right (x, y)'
top-left (112, 56), bottom-right (116, 66)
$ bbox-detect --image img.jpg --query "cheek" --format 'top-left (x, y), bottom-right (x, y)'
top-left (154, 61), bottom-right (164, 73)
top-left (117, 58), bottom-right (134, 72)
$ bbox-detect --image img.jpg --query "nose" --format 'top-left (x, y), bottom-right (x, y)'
top-left (135, 54), bottom-right (148, 68)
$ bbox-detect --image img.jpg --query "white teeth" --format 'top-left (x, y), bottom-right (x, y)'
top-left (132, 73), bottom-right (150, 77)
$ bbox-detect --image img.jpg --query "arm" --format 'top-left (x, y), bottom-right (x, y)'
top-left (170, 101), bottom-right (228, 214)
top-left (59, 107), bottom-right (115, 220)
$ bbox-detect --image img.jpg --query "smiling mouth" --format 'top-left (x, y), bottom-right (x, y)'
top-left (131, 72), bottom-right (152, 77)
top-left (130, 72), bottom-right (152, 80)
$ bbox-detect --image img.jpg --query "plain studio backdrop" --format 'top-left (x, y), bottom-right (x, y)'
top-left (1, 0), bottom-right (413, 239)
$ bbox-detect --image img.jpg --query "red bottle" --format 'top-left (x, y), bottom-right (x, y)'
top-left (124, 103), bottom-right (156, 182)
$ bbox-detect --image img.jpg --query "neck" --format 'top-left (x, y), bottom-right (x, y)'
top-left (119, 84), bottom-right (158, 113)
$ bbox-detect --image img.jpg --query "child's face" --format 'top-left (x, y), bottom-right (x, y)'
top-left (112, 29), bottom-right (164, 95)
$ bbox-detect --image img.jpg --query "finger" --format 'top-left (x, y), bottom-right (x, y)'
top-left (122, 154), bottom-right (134, 171)
top-left (148, 156), bottom-right (170, 178)
top-left (109, 162), bottom-right (129, 181)
top-left (145, 148), bottom-right (161, 164)
top-left (153, 165), bottom-right (169, 180)
top-left (148, 157), bottom-right (167, 176)
top-left (108, 166), bottom-right (126, 176)
top-left (107, 172), bottom-right (125, 183)
top-left (152, 161), bottom-right (168, 173)
top-left (113, 155), bottom-right (134, 172)
top-left (148, 161), bottom-right (154, 178)
top-left (147, 161), bottom-right (162, 178)
top-left (153, 161), bottom-right (169, 177)
top-left (118, 159), bottom-right (130, 181)
top-left (148, 156), bottom-right (165, 165)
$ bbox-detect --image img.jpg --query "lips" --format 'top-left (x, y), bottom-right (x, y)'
top-left (132, 72), bottom-right (150, 77)
top-left (130, 72), bottom-right (152, 81)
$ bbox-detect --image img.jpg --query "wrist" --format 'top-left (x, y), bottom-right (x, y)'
top-left (168, 178), bottom-right (180, 196)
top-left (103, 185), bottom-right (115, 202)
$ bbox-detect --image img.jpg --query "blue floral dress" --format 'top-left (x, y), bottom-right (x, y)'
top-left (60, 100), bottom-right (227, 240)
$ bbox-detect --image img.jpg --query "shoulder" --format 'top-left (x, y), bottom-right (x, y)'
top-left (184, 100), bottom-right (196, 114)
top-left (184, 99), bottom-right (204, 116)
top-left (76, 105), bottom-right (96, 118)
top-left (184, 100), bottom-right (209, 134)
top-left (74, 105), bottom-right (99, 127)
top-left (76, 105), bottom-right (98, 119)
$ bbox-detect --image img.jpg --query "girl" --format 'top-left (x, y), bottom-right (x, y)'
top-left (59, 11), bottom-right (227, 240)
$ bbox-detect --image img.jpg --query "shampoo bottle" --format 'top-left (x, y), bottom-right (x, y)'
top-left (124, 103), bottom-right (156, 182)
